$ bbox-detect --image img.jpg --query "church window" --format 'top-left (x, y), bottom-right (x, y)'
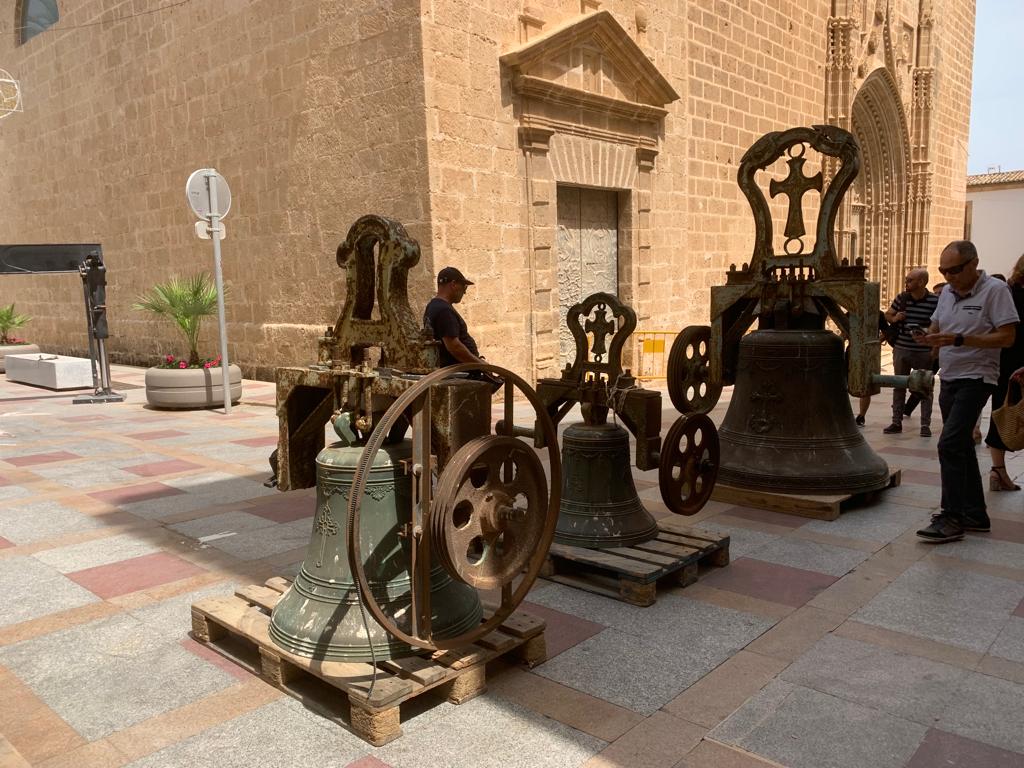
top-left (18, 0), bottom-right (59, 45)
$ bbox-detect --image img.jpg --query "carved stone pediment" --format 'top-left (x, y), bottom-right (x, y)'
top-left (500, 10), bottom-right (679, 123)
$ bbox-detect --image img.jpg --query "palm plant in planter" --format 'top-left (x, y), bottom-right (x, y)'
top-left (133, 273), bottom-right (242, 408)
top-left (0, 303), bottom-right (40, 372)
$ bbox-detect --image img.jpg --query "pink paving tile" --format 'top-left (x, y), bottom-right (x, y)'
top-left (699, 557), bottom-right (838, 608)
top-left (720, 505), bottom-right (808, 529)
top-left (877, 446), bottom-right (937, 459)
top-left (89, 481), bottom-right (185, 506)
top-left (67, 551), bottom-right (205, 599)
top-left (5, 450), bottom-right (79, 467)
top-left (179, 636), bottom-right (254, 681)
top-left (344, 757), bottom-right (393, 768)
top-left (0, 475), bottom-right (10, 487)
top-left (1014, 596), bottom-right (1024, 619)
top-left (62, 414), bottom-right (110, 423)
top-left (900, 468), bottom-right (942, 486)
top-left (0, 536), bottom-right (12, 549)
top-left (248, 496), bottom-right (313, 524)
top-left (522, 601), bottom-right (607, 658)
top-left (905, 728), bottom-right (1024, 768)
top-left (988, 519), bottom-right (1024, 546)
top-left (231, 435), bottom-right (279, 448)
top-left (131, 429), bottom-right (188, 441)
top-left (124, 459), bottom-right (203, 477)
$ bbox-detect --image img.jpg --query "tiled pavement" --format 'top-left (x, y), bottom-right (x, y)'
top-left (2, 363), bottom-right (1024, 768)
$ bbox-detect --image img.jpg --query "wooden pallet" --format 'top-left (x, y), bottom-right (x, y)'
top-left (190, 577), bottom-right (545, 746)
top-left (540, 517), bottom-right (730, 606)
top-left (710, 468), bottom-right (902, 522)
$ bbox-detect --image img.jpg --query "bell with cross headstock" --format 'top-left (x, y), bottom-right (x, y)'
top-left (663, 126), bottom-right (932, 496)
top-left (522, 292), bottom-right (719, 550)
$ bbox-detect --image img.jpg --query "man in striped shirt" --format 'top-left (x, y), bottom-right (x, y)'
top-left (883, 268), bottom-right (939, 436)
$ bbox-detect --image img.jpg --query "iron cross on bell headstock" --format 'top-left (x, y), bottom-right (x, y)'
top-left (562, 292), bottom-right (636, 386)
top-left (737, 124), bottom-right (861, 281)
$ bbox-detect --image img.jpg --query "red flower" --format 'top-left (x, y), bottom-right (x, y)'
top-left (165, 354), bottom-right (174, 363)
top-left (178, 361), bottom-right (187, 369)
top-left (203, 362), bottom-right (211, 369)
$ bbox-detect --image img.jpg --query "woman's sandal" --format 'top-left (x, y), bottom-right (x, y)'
top-left (989, 466), bottom-right (1021, 492)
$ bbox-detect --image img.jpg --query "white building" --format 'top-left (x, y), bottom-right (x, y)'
top-left (966, 170), bottom-right (1024, 278)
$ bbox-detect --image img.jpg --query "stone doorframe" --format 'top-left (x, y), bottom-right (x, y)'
top-left (500, 10), bottom-right (679, 380)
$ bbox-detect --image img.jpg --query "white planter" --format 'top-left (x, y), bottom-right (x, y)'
top-left (0, 343), bottom-right (40, 372)
top-left (145, 364), bottom-right (243, 409)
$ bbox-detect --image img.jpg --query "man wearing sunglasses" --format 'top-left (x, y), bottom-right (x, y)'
top-left (914, 241), bottom-right (1018, 543)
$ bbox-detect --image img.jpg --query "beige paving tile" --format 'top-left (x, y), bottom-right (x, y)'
top-left (925, 550), bottom-right (1024, 583)
top-left (789, 528), bottom-right (883, 554)
top-left (583, 711), bottom-right (705, 768)
top-left (834, 619), bottom-right (984, 671)
top-left (0, 600), bottom-right (122, 647)
top-left (488, 666), bottom-right (644, 742)
top-left (0, 667), bottom-right (86, 764)
top-left (676, 583), bottom-right (793, 621)
top-left (0, 737), bottom-right (31, 768)
top-left (976, 654), bottom-right (1024, 685)
top-left (745, 606), bottom-right (844, 662)
top-left (36, 740), bottom-right (127, 768)
top-left (807, 567), bottom-right (896, 616)
top-left (663, 651), bottom-right (789, 728)
top-left (675, 739), bottom-right (787, 768)
top-left (104, 678), bottom-right (283, 762)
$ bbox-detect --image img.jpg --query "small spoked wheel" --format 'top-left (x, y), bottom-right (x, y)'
top-left (659, 413), bottom-right (719, 515)
top-left (431, 435), bottom-right (547, 591)
top-left (667, 325), bottom-right (723, 414)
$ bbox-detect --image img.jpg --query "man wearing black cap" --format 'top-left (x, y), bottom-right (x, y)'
top-left (424, 266), bottom-right (484, 367)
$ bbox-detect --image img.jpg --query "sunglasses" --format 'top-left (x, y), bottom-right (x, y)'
top-left (938, 257), bottom-right (976, 276)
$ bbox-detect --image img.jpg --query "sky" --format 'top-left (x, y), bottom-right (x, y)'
top-left (967, 0), bottom-right (1024, 174)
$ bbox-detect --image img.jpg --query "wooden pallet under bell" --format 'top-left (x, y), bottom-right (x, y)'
top-left (190, 577), bottom-right (546, 746)
top-left (540, 517), bottom-right (730, 606)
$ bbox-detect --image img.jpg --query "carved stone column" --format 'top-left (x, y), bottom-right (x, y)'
top-left (520, 126), bottom-right (559, 379)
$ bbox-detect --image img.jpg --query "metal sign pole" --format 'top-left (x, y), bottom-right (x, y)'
top-left (205, 170), bottom-right (232, 414)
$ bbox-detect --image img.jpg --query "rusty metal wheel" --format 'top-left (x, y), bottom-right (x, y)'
top-left (667, 325), bottom-right (722, 414)
top-left (346, 362), bottom-right (560, 652)
top-left (659, 413), bottom-right (719, 515)
top-left (431, 435), bottom-right (547, 590)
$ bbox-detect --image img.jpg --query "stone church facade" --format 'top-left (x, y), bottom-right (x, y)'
top-left (0, 0), bottom-right (973, 380)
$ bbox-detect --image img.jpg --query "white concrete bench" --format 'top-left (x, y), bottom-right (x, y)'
top-left (5, 354), bottom-right (93, 390)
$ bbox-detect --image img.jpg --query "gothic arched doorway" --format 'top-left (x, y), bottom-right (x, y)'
top-left (849, 69), bottom-right (912, 303)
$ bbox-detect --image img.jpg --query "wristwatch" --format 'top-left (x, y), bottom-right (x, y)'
top-left (954, 334), bottom-right (965, 347)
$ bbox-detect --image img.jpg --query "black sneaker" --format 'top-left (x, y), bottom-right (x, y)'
top-left (961, 514), bottom-right (991, 533)
top-left (917, 515), bottom-right (964, 543)
top-left (883, 423), bottom-right (902, 434)
top-left (920, 426), bottom-right (931, 437)
top-left (855, 415), bottom-right (865, 427)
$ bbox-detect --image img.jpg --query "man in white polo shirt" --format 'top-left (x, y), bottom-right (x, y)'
top-left (915, 241), bottom-right (1018, 543)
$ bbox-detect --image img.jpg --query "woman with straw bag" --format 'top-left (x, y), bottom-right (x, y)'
top-left (986, 254), bottom-right (1024, 489)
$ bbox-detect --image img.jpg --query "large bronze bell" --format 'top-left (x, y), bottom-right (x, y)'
top-left (717, 329), bottom-right (890, 494)
top-left (268, 434), bottom-right (482, 662)
top-left (554, 420), bottom-right (659, 549)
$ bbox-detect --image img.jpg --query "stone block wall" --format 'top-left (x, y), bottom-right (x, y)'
top-left (0, 0), bottom-right (974, 381)
top-left (0, 0), bottom-right (433, 379)
top-left (925, 0), bottom-right (974, 263)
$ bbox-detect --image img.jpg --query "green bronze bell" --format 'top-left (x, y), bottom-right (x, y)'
top-left (269, 422), bottom-right (482, 662)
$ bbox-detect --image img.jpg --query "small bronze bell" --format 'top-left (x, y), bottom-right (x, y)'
top-left (553, 420), bottom-right (659, 549)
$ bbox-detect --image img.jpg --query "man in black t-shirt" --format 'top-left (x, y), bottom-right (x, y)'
top-left (424, 266), bottom-right (484, 367)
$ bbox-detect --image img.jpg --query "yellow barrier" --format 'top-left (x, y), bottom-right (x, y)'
top-left (633, 330), bottom-right (676, 380)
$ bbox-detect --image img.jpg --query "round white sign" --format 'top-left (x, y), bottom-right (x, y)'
top-left (186, 169), bottom-right (232, 219)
